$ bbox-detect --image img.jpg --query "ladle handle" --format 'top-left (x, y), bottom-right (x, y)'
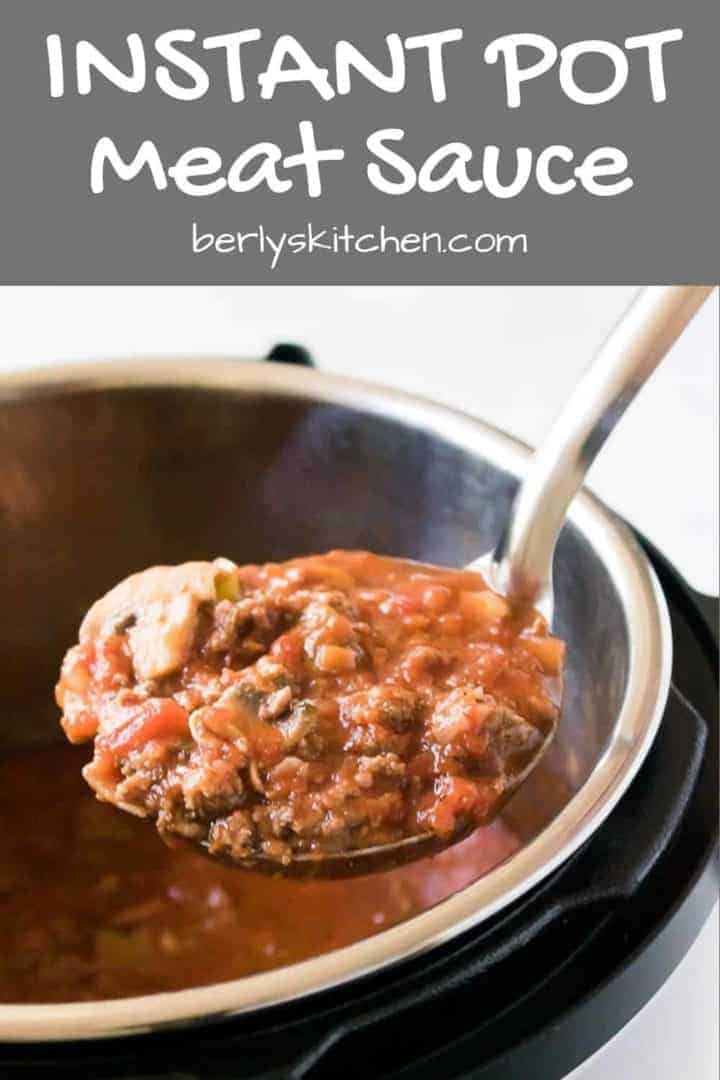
top-left (492, 285), bottom-right (715, 605)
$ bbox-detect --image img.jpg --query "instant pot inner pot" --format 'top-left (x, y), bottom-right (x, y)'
top-left (0, 384), bottom-right (628, 837)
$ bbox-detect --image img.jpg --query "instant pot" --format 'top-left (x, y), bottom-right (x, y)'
top-left (0, 347), bottom-right (716, 1078)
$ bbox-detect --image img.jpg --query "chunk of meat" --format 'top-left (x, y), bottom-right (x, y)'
top-left (97, 698), bottom-right (190, 756)
top-left (340, 686), bottom-right (419, 733)
top-left (354, 753), bottom-right (406, 789)
top-left (429, 686), bottom-right (545, 776)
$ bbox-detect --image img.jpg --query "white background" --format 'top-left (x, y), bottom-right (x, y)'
top-left (0, 285), bottom-right (717, 1077)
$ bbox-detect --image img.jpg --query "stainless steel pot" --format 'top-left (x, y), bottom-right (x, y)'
top-left (0, 359), bottom-right (672, 1041)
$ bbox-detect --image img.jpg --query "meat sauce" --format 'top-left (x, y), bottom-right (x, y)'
top-left (56, 551), bottom-right (564, 864)
top-left (0, 744), bottom-right (519, 1003)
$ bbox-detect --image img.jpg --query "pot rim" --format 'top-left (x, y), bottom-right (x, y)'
top-left (0, 358), bottom-right (673, 1042)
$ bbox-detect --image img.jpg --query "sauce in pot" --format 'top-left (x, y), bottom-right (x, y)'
top-left (0, 744), bottom-right (519, 1003)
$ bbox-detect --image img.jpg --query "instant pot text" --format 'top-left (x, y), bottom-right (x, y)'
top-left (44, 25), bottom-right (683, 200)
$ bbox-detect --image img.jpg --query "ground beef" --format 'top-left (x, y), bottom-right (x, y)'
top-left (56, 551), bottom-right (564, 864)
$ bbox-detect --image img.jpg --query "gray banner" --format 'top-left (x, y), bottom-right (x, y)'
top-left (1, 0), bottom-right (717, 283)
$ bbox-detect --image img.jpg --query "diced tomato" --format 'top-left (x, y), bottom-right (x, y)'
top-left (521, 635), bottom-right (566, 676)
top-left (59, 697), bottom-right (99, 743)
top-left (91, 634), bottom-right (133, 688)
top-left (379, 593), bottom-right (421, 617)
top-left (270, 631), bottom-right (305, 673)
top-left (458, 589), bottom-right (510, 624)
top-left (419, 776), bottom-right (496, 836)
top-left (437, 612), bottom-right (463, 635)
top-left (58, 642), bottom-right (94, 696)
top-left (98, 699), bottom-right (190, 755)
top-left (406, 751), bottom-right (435, 783)
top-left (421, 584), bottom-right (453, 613)
top-left (467, 644), bottom-right (507, 688)
top-left (247, 719), bottom-right (291, 768)
top-left (315, 644), bottom-right (357, 673)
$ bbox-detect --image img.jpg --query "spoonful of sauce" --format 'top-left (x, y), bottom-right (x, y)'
top-left (55, 286), bottom-right (713, 876)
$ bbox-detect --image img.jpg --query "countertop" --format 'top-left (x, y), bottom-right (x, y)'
top-left (0, 284), bottom-right (717, 1078)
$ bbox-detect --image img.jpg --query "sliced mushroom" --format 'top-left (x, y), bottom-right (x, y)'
top-left (80, 558), bottom-right (239, 681)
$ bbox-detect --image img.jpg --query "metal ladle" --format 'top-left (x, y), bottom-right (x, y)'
top-left (197, 285), bottom-right (714, 876)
